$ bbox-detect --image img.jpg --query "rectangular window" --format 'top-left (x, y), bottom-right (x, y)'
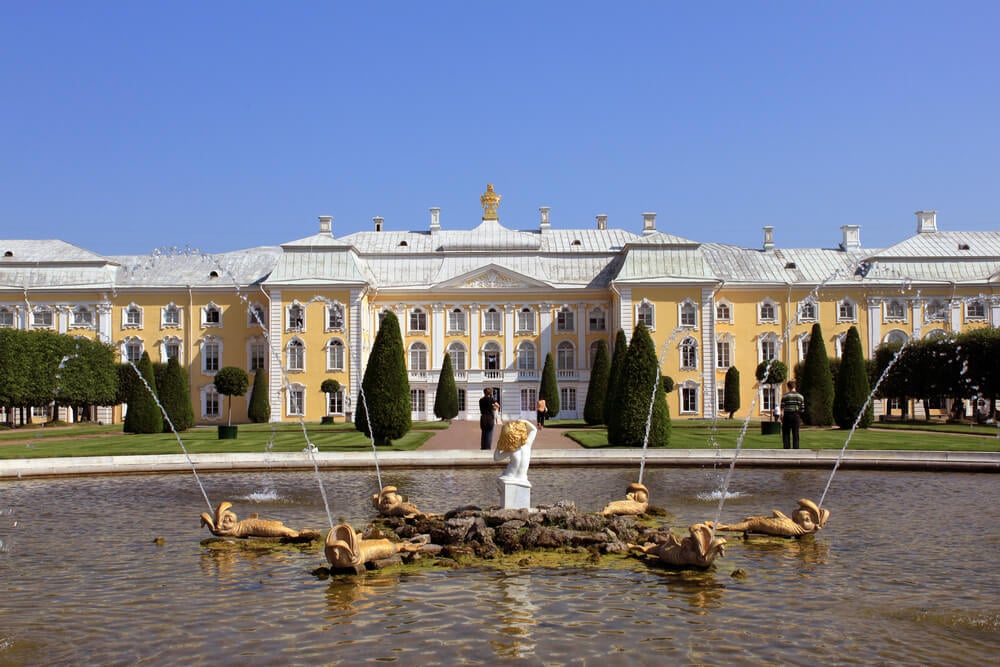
top-left (0, 309), bottom-right (14, 327)
top-left (457, 389), bottom-right (466, 413)
top-left (717, 387), bottom-right (725, 413)
top-left (409, 310), bottom-right (427, 332)
top-left (251, 342), bottom-right (267, 370)
top-left (328, 390), bottom-right (344, 414)
top-left (288, 389), bottom-right (304, 416)
top-left (205, 390), bottom-right (220, 418)
top-left (410, 389), bottom-right (426, 412)
top-left (448, 309), bottom-right (466, 333)
top-left (327, 305), bottom-right (344, 330)
top-left (560, 387), bottom-right (577, 411)
top-left (73, 309), bottom-right (93, 327)
top-left (589, 309), bottom-right (606, 331)
top-left (483, 309), bottom-right (502, 333)
top-left (205, 308), bottom-right (220, 324)
top-left (164, 306), bottom-right (180, 326)
top-left (126, 308), bottom-right (141, 326)
top-left (716, 340), bottom-right (730, 368)
top-left (556, 309), bottom-right (574, 332)
top-left (34, 309), bottom-right (54, 328)
top-left (520, 388), bottom-right (537, 412)
top-left (165, 341), bottom-right (180, 361)
top-left (681, 387), bottom-right (698, 413)
top-left (762, 386), bottom-right (777, 412)
top-left (517, 309), bottom-right (535, 333)
top-left (761, 340), bottom-right (777, 362)
top-left (204, 342), bottom-right (220, 373)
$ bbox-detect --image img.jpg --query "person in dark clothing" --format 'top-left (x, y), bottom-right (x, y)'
top-left (479, 388), bottom-right (499, 450)
top-left (779, 381), bottom-right (805, 450)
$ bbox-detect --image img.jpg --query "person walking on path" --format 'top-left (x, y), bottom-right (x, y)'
top-left (479, 388), bottom-right (500, 450)
top-left (536, 396), bottom-right (547, 429)
top-left (779, 381), bottom-right (805, 450)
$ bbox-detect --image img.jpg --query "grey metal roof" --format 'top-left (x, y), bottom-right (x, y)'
top-left (112, 247), bottom-right (282, 288)
top-left (873, 231), bottom-right (1000, 259)
top-left (265, 247), bottom-right (371, 286)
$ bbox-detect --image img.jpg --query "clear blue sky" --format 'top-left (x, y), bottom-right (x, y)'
top-left (2, 2), bottom-right (997, 256)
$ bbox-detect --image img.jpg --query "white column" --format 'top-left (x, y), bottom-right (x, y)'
top-left (432, 302), bottom-right (445, 369)
top-left (576, 303), bottom-right (586, 368)
top-left (700, 287), bottom-right (716, 418)
top-left (503, 303), bottom-right (514, 369)
top-left (618, 287), bottom-right (633, 342)
top-left (57, 305), bottom-right (69, 334)
top-left (949, 298), bottom-right (962, 332)
top-left (990, 296), bottom-right (1000, 327)
top-left (867, 297), bottom-right (882, 357)
top-left (540, 303), bottom-right (553, 362)
top-left (97, 302), bottom-right (112, 343)
top-left (268, 289), bottom-right (284, 422)
top-left (911, 299), bottom-right (923, 339)
top-left (467, 303), bottom-right (479, 371)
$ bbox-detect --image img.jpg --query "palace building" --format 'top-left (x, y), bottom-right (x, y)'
top-left (1, 185), bottom-right (998, 425)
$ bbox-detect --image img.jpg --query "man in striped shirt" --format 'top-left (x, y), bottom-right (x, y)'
top-left (779, 381), bottom-right (805, 450)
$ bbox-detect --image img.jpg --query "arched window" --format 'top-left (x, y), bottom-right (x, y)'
top-left (326, 339), bottom-right (345, 371)
top-left (287, 338), bottom-right (304, 371)
top-left (679, 299), bottom-right (697, 327)
top-left (883, 330), bottom-right (908, 346)
top-left (636, 300), bottom-right (654, 328)
top-left (448, 342), bottom-right (467, 370)
top-left (483, 341), bottom-right (502, 371)
top-left (680, 336), bottom-right (698, 370)
top-left (556, 341), bottom-right (575, 370)
top-left (409, 341), bottom-right (428, 371)
top-left (517, 341), bottom-right (536, 370)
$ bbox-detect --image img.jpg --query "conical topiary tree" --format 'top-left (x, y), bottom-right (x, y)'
top-left (159, 357), bottom-right (194, 432)
top-left (800, 322), bottom-right (834, 426)
top-left (583, 339), bottom-right (610, 425)
top-left (124, 351), bottom-right (163, 434)
top-left (433, 353), bottom-right (459, 421)
top-left (539, 352), bottom-right (559, 418)
top-left (604, 329), bottom-right (628, 427)
top-left (214, 366), bottom-right (250, 427)
top-left (608, 323), bottom-right (669, 447)
top-left (355, 311), bottom-right (411, 445)
top-left (833, 325), bottom-right (873, 429)
top-left (723, 366), bottom-right (741, 419)
top-left (248, 369), bottom-right (271, 423)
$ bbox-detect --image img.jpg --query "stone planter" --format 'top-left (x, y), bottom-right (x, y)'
top-left (218, 425), bottom-right (239, 439)
top-left (760, 421), bottom-right (781, 436)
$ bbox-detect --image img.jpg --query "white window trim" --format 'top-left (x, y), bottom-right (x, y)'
top-left (556, 340), bottom-right (576, 370)
top-left (448, 341), bottom-right (468, 371)
top-left (757, 332), bottom-right (780, 362)
top-left (482, 307), bottom-right (502, 334)
top-left (798, 298), bottom-right (818, 323)
top-left (516, 307), bottom-right (536, 335)
top-left (247, 302), bottom-right (267, 328)
top-left (679, 336), bottom-right (698, 371)
top-left (287, 383), bottom-right (306, 417)
top-left (716, 334), bottom-right (734, 369)
top-left (679, 380), bottom-right (700, 415)
top-left (678, 298), bottom-right (698, 328)
top-left (408, 307), bottom-right (428, 334)
top-left (325, 338), bottom-right (345, 371)
top-left (325, 301), bottom-right (345, 332)
top-left (409, 341), bottom-right (429, 371)
top-left (162, 302), bottom-right (182, 329)
top-left (286, 337), bottom-right (306, 372)
top-left (757, 297), bottom-right (778, 324)
top-left (964, 299), bottom-right (987, 322)
top-left (447, 307), bottom-right (467, 334)
top-left (201, 336), bottom-right (222, 375)
top-left (287, 302), bottom-right (306, 332)
top-left (201, 301), bottom-right (223, 328)
top-left (636, 299), bottom-right (655, 330)
top-left (517, 341), bottom-right (536, 370)
top-left (123, 303), bottom-right (143, 329)
top-left (715, 298), bottom-right (733, 323)
top-left (588, 306), bottom-right (607, 332)
top-left (201, 383), bottom-right (221, 420)
top-left (837, 298), bottom-right (858, 323)
top-left (556, 305), bottom-right (575, 333)
top-left (884, 299), bottom-right (908, 323)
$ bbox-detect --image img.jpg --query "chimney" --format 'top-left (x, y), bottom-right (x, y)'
top-left (318, 215), bottom-right (333, 236)
top-left (596, 214), bottom-right (608, 230)
top-left (539, 206), bottom-right (551, 232)
top-left (840, 224), bottom-right (861, 251)
top-left (429, 207), bottom-right (441, 234)
top-left (373, 216), bottom-right (384, 233)
top-left (642, 212), bottom-right (657, 235)
top-left (916, 210), bottom-right (938, 234)
top-left (762, 226), bottom-right (775, 251)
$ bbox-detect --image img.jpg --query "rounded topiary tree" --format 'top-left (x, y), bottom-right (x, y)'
top-left (833, 325), bottom-right (873, 429)
top-left (248, 370), bottom-right (271, 423)
top-left (723, 366), bottom-right (741, 419)
top-left (583, 339), bottom-right (610, 425)
top-left (608, 323), bottom-right (669, 447)
top-left (800, 322), bottom-right (835, 426)
top-left (433, 354), bottom-right (459, 421)
top-left (123, 351), bottom-right (163, 434)
top-left (539, 352), bottom-right (559, 418)
top-left (214, 366), bottom-right (250, 427)
top-left (159, 357), bottom-right (194, 432)
top-left (755, 360), bottom-right (788, 386)
top-left (355, 311), bottom-right (411, 445)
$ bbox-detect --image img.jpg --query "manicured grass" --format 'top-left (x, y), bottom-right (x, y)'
top-left (0, 422), bottom-right (440, 459)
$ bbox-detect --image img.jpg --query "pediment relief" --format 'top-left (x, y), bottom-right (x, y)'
top-left (437, 264), bottom-right (550, 289)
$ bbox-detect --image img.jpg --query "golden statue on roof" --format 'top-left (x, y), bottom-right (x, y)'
top-left (480, 183), bottom-right (501, 220)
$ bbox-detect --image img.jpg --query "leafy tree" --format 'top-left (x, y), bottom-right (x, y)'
top-left (320, 378), bottom-right (341, 395)
top-left (607, 323), bottom-right (669, 447)
top-left (433, 354), bottom-right (459, 421)
top-left (539, 352), bottom-right (560, 418)
top-left (355, 311), bottom-right (411, 445)
top-left (723, 366), bottom-right (741, 418)
top-left (833, 326), bottom-right (873, 429)
top-left (124, 352), bottom-right (163, 434)
top-left (583, 339), bottom-right (610, 425)
top-left (604, 329), bottom-right (628, 426)
top-left (755, 359), bottom-right (788, 386)
top-left (800, 322), bottom-right (834, 426)
top-left (872, 341), bottom-right (910, 418)
top-left (213, 366), bottom-right (250, 427)
top-left (158, 357), bottom-right (194, 431)
top-left (0, 329), bottom-right (35, 425)
top-left (248, 370), bottom-right (271, 423)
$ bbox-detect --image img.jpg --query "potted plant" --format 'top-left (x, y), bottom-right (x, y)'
top-left (213, 366), bottom-right (250, 439)
top-left (320, 379), bottom-right (341, 424)
top-left (755, 360), bottom-right (788, 436)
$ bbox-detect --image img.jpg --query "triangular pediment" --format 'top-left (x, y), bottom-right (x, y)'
top-left (436, 264), bottom-right (550, 289)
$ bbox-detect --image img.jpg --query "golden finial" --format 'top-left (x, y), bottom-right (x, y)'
top-left (480, 183), bottom-right (501, 220)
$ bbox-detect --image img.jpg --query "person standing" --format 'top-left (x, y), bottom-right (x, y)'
top-left (536, 395), bottom-right (547, 429)
top-left (479, 388), bottom-right (500, 450)
top-left (779, 380), bottom-right (805, 450)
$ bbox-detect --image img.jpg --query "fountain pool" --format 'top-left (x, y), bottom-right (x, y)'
top-left (0, 467), bottom-right (997, 665)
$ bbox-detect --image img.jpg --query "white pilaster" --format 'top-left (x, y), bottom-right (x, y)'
top-left (540, 303), bottom-right (553, 362)
top-left (576, 303), bottom-right (586, 368)
top-left (432, 302), bottom-right (445, 369)
top-left (867, 297), bottom-right (882, 356)
top-left (503, 303), bottom-right (514, 370)
top-left (700, 288), bottom-right (716, 418)
top-left (268, 289), bottom-right (284, 422)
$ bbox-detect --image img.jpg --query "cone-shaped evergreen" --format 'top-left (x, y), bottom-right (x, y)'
top-left (800, 322), bottom-right (834, 425)
top-left (607, 323), bottom-right (669, 446)
top-left (583, 339), bottom-right (610, 425)
top-left (355, 311), bottom-right (411, 445)
top-left (833, 325), bottom-right (873, 429)
top-left (539, 352), bottom-right (559, 417)
top-left (159, 357), bottom-right (194, 431)
top-left (604, 329), bottom-right (628, 426)
top-left (123, 352), bottom-right (163, 434)
top-left (214, 366), bottom-right (249, 427)
top-left (248, 370), bottom-right (271, 423)
top-left (723, 366), bottom-right (741, 418)
top-left (433, 353), bottom-right (459, 421)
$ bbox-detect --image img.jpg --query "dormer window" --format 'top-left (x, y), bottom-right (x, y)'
top-left (958, 243), bottom-right (970, 251)
top-left (203, 303), bottom-right (222, 326)
top-left (209, 270), bottom-right (219, 279)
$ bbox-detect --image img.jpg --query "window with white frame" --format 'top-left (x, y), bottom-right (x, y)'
top-left (761, 386), bottom-right (777, 413)
top-left (0, 307), bottom-right (14, 328)
top-left (72, 306), bottom-right (93, 328)
top-left (483, 307), bottom-right (502, 333)
top-left (202, 338), bottom-right (221, 373)
top-left (798, 334), bottom-right (810, 362)
top-left (33, 307), bottom-right (54, 329)
top-left (589, 340), bottom-right (602, 367)
top-left (287, 385), bottom-right (305, 416)
top-left (457, 389), bottom-right (466, 412)
top-left (203, 303), bottom-right (222, 327)
top-left (520, 388), bottom-right (537, 411)
top-left (327, 389), bottom-right (344, 414)
top-left (758, 299), bottom-right (777, 323)
top-left (327, 303), bottom-right (345, 330)
top-left (517, 341), bottom-right (536, 370)
top-left (288, 303), bottom-right (305, 331)
top-left (409, 307), bottom-right (427, 332)
top-left (716, 337), bottom-right (731, 369)
top-left (885, 299), bottom-right (906, 321)
top-left (759, 334), bottom-right (779, 362)
top-left (556, 306), bottom-right (575, 332)
top-left (448, 308), bottom-right (466, 333)
top-left (679, 300), bottom-right (697, 327)
top-left (965, 299), bottom-right (986, 321)
top-left (834, 332), bottom-right (847, 358)
top-left (164, 336), bottom-right (180, 361)
top-left (799, 299), bottom-right (817, 322)
top-left (926, 299), bottom-right (948, 321)
top-left (680, 383), bottom-right (698, 414)
top-left (838, 299), bottom-right (857, 322)
top-left (556, 341), bottom-right (575, 370)
top-left (287, 339), bottom-right (304, 371)
top-left (588, 307), bottom-right (606, 332)
top-left (203, 385), bottom-right (220, 418)
top-left (409, 341), bottom-right (428, 371)
top-left (636, 300), bottom-right (654, 328)
top-left (163, 303), bottom-right (181, 327)
top-left (250, 340), bottom-right (268, 371)
top-left (717, 386), bottom-right (725, 414)
top-left (483, 341), bottom-right (501, 370)
top-left (124, 337), bottom-right (142, 364)
top-left (884, 330), bottom-right (908, 346)
top-left (716, 301), bottom-right (732, 322)
top-left (560, 387), bottom-right (577, 411)
top-left (410, 389), bottom-right (426, 412)
top-left (124, 304), bottom-right (142, 328)
top-left (326, 339), bottom-right (345, 371)
top-left (248, 304), bottom-right (266, 328)
top-left (680, 337), bottom-right (698, 370)
top-left (517, 307), bottom-right (535, 333)
top-left (448, 342), bottom-right (467, 370)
